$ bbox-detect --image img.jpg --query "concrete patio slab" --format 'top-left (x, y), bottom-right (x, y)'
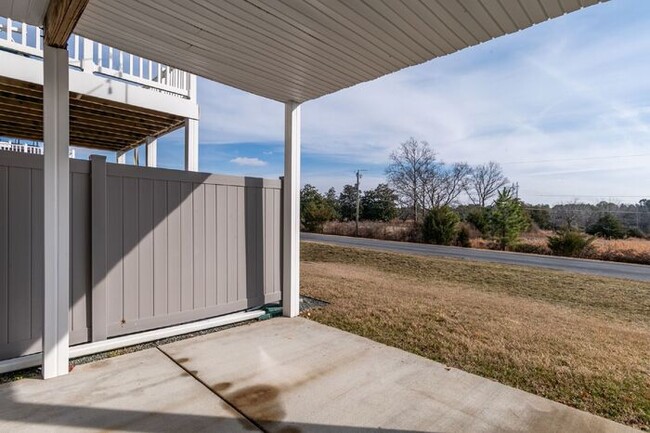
top-left (0, 347), bottom-right (260, 432)
top-left (160, 318), bottom-right (638, 433)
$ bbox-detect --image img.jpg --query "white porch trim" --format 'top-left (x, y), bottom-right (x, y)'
top-left (42, 44), bottom-right (70, 379)
top-left (283, 102), bottom-right (301, 317)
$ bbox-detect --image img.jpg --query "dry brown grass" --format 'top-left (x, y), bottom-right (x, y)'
top-left (301, 242), bottom-right (650, 430)
top-left (593, 238), bottom-right (650, 254)
top-left (519, 230), bottom-right (650, 255)
top-left (323, 220), bottom-right (417, 242)
top-left (323, 220), bottom-right (650, 264)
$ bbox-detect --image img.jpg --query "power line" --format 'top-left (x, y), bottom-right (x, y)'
top-left (527, 194), bottom-right (647, 198)
top-left (523, 207), bottom-right (647, 215)
top-left (501, 152), bottom-right (650, 165)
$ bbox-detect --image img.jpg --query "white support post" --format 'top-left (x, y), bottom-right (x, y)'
top-left (42, 45), bottom-right (70, 379)
top-left (116, 150), bottom-right (126, 164)
top-left (184, 119), bottom-right (199, 171)
top-left (145, 136), bottom-right (157, 167)
top-left (184, 74), bottom-right (199, 172)
top-left (283, 102), bottom-right (301, 317)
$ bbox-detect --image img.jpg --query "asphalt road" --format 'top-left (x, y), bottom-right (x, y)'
top-left (301, 233), bottom-right (650, 282)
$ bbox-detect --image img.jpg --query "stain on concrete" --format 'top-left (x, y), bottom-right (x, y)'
top-left (227, 384), bottom-right (286, 422)
top-left (175, 357), bottom-right (189, 363)
top-left (212, 382), bottom-right (232, 392)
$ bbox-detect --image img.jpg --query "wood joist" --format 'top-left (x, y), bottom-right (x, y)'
top-left (44, 0), bottom-right (90, 48)
top-left (0, 76), bottom-right (184, 151)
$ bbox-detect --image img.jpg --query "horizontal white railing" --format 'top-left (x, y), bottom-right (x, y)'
top-left (0, 17), bottom-right (192, 99)
top-left (0, 142), bottom-right (76, 158)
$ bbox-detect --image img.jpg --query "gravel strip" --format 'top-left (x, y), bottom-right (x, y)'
top-left (300, 295), bottom-right (329, 313)
top-left (0, 317), bottom-right (263, 385)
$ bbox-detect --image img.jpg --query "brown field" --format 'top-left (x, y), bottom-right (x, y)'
top-left (323, 220), bottom-right (650, 265)
top-left (518, 230), bottom-right (650, 253)
top-left (323, 220), bottom-right (416, 242)
top-left (511, 230), bottom-right (650, 264)
top-left (300, 242), bottom-right (650, 430)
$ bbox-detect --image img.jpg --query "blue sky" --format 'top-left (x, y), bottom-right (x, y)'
top-left (80, 0), bottom-right (650, 205)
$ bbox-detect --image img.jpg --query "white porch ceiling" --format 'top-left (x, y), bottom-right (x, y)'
top-left (77, 1), bottom-right (604, 102)
top-left (0, 0), bottom-right (49, 26)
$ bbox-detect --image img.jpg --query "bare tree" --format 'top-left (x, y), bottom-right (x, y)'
top-left (428, 162), bottom-right (472, 208)
top-left (466, 161), bottom-right (509, 207)
top-left (385, 137), bottom-right (436, 222)
top-left (421, 160), bottom-right (444, 210)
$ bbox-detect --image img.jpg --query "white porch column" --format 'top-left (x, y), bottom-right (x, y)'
top-left (184, 119), bottom-right (199, 171)
top-left (116, 151), bottom-right (126, 164)
top-left (145, 136), bottom-right (157, 167)
top-left (283, 102), bottom-right (301, 317)
top-left (184, 74), bottom-right (199, 172)
top-left (42, 45), bottom-right (70, 378)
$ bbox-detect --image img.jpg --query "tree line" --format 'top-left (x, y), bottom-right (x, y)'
top-left (301, 138), bottom-right (649, 253)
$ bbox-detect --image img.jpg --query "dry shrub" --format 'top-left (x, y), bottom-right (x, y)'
top-left (323, 220), bottom-right (650, 265)
top-left (592, 237), bottom-right (650, 255)
top-left (323, 220), bottom-right (418, 242)
top-left (510, 242), bottom-right (552, 255)
top-left (591, 247), bottom-right (650, 265)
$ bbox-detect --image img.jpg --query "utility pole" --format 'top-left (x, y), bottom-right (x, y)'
top-left (355, 169), bottom-right (366, 236)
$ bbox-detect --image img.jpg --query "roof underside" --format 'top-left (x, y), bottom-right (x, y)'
top-left (0, 76), bottom-right (184, 152)
top-left (74, 0), bottom-right (603, 103)
top-left (0, 0), bottom-right (49, 26)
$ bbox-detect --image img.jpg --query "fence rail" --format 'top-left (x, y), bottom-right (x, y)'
top-left (0, 17), bottom-right (192, 98)
top-left (0, 152), bottom-right (282, 361)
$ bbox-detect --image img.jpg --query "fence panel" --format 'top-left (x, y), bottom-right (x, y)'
top-left (0, 153), bottom-right (91, 360)
top-left (99, 161), bottom-right (283, 338)
top-left (0, 152), bottom-right (282, 361)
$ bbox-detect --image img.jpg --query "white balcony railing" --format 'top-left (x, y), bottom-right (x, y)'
top-left (0, 17), bottom-right (192, 99)
top-left (0, 142), bottom-right (76, 158)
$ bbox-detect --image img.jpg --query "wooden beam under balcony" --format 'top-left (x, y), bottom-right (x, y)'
top-left (44, 0), bottom-right (89, 48)
top-left (0, 76), bottom-right (185, 152)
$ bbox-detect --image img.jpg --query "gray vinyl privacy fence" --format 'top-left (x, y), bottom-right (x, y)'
top-left (0, 152), bottom-right (283, 361)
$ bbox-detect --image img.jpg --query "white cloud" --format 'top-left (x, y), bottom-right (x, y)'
top-left (230, 157), bottom-right (267, 167)
top-left (194, 0), bottom-right (650, 204)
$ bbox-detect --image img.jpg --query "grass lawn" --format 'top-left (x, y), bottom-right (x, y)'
top-left (300, 242), bottom-right (650, 430)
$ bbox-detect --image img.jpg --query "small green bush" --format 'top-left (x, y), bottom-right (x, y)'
top-left (626, 227), bottom-right (645, 239)
top-left (586, 214), bottom-right (626, 239)
top-left (302, 201), bottom-right (337, 233)
top-left (456, 225), bottom-right (471, 248)
top-left (547, 230), bottom-right (594, 257)
top-left (488, 188), bottom-right (529, 250)
top-left (422, 206), bottom-right (460, 245)
top-left (466, 208), bottom-right (489, 234)
top-left (510, 243), bottom-right (551, 255)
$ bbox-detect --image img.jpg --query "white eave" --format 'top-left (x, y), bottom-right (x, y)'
top-left (0, 0), bottom-right (49, 26)
top-left (72, 0), bottom-right (604, 103)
